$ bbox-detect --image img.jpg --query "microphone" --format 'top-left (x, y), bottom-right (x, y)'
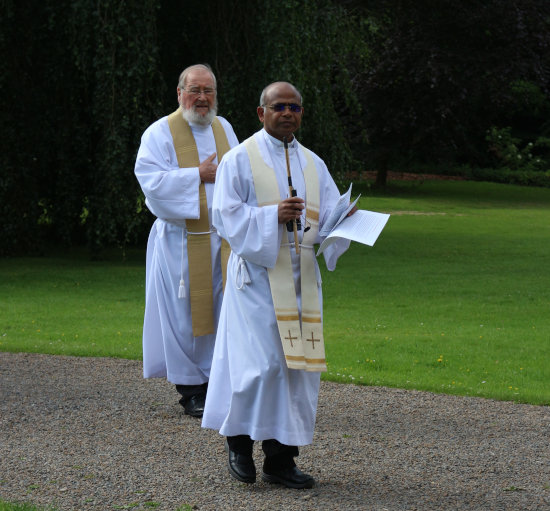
top-left (283, 137), bottom-right (302, 232)
top-left (283, 137), bottom-right (301, 254)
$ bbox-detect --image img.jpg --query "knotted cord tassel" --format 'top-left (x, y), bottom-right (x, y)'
top-left (178, 229), bottom-right (186, 298)
top-left (178, 279), bottom-right (186, 298)
top-left (236, 257), bottom-right (251, 290)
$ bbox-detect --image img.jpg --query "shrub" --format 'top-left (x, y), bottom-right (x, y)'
top-left (486, 126), bottom-right (550, 173)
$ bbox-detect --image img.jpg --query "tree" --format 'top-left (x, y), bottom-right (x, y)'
top-left (3, 0), bottom-right (547, 255)
top-left (72, 0), bottom-right (164, 256)
top-left (159, 0), bottom-right (366, 180)
top-left (0, 0), bottom-right (163, 256)
top-left (350, 0), bottom-right (550, 185)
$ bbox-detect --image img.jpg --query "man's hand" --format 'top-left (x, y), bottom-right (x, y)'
top-left (278, 196), bottom-right (304, 224)
top-left (199, 153), bottom-right (217, 183)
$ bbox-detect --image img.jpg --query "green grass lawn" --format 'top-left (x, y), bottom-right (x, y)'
top-left (0, 502), bottom-right (56, 511)
top-left (0, 246), bottom-right (145, 359)
top-left (1, 180), bottom-right (549, 405)
top-left (323, 180), bottom-right (550, 404)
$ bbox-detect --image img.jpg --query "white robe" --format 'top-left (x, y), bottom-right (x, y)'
top-left (202, 129), bottom-right (350, 446)
top-left (134, 115), bottom-right (239, 384)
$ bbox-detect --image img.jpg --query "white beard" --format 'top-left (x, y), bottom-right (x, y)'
top-left (181, 102), bottom-right (218, 126)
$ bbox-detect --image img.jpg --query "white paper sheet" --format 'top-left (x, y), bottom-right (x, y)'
top-left (318, 184), bottom-right (361, 237)
top-left (317, 209), bottom-right (390, 256)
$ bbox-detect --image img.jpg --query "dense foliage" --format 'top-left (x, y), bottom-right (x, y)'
top-left (1, 0), bottom-right (163, 256)
top-left (353, 0), bottom-right (550, 185)
top-left (1, 0), bottom-right (549, 255)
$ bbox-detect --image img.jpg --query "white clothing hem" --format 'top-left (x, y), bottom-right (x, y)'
top-left (202, 415), bottom-right (314, 446)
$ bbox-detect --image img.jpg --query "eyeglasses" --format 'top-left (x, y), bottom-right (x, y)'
top-left (183, 87), bottom-right (216, 96)
top-left (263, 103), bottom-right (303, 113)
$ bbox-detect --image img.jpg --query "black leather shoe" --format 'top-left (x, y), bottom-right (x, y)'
top-left (228, 449), bottom-right (256, 483)
top-left (261, 466), bottom-right (315, 489)
top-left (183, 394), bottom-right (205, 418)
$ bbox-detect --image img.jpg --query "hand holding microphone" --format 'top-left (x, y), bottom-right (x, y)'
top-left (283, 137), bottom-right (301, 253)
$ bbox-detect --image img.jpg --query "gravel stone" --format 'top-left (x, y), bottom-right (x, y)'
top-left (1, 352), bottom-right (548, 510)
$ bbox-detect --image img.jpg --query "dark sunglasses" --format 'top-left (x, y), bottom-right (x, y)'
top-left (264, 103), bottom-right (303, 113)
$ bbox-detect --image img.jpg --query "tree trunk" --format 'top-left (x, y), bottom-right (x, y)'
top-left (375, 152), bottom-right (389, 187)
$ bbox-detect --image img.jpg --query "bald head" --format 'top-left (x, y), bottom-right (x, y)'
top-left (259, 82), bottom-right (302, 107)
top-left (178, 64), bottom-right (217, 89)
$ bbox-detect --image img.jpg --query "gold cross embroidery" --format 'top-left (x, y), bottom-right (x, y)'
top-left (285, 330), bottom-right (298, 347)
top-left (307, 332), bottom-right (320, 349)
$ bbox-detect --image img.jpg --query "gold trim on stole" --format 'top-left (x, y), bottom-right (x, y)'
top-left (244, 134), bottom-right (326, 372)
top-left (167, 108), bottom-right (231, 337)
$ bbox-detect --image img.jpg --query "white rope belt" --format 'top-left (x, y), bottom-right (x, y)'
top-left (281, 241), bottom-right (314, 249)
top-left (185, 228), bottom-right (215, 236)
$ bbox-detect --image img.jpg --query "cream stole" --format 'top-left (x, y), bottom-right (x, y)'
top-left (167, 108), bottom-right (231, 337)
top-left (245, 135), bottom-right (326, 372)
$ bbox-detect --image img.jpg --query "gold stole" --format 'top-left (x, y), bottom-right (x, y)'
top-left (167, 108), bottom-right (231, 337)
top-left (245, 135), bottom-right (326, 372)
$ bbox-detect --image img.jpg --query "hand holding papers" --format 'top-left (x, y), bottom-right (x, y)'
top-left (318, 184), bottom-right (360, 237)
top-left (316, 184), bottom-right (390, 256)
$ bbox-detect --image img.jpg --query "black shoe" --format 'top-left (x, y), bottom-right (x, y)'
top-left (261, 466), bottom-right (315, 489)
top-left (183, 394), bottom-right (205, 418)
top-left (227, 448), bottom-right (256, 483)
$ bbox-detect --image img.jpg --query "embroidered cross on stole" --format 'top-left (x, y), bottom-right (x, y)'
top-left (167, 108), bottom-right (231, 337)
top-left (245, 135), bottom-right (327, 372)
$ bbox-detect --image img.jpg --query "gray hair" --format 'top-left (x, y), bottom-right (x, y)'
top-left (259, 82), bottom-right (303, 106)
top-left (178, 64), bottom-right (217, 89)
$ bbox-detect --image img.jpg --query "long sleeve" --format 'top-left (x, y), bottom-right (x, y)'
top-left (212, 146), bottom-right (282, 269)
top-left (213, 130), bottom-right (350, 270)
top-left (315, 157), bottom-right (352, 271)
top-left (135, 115), bottom-right (239, 223)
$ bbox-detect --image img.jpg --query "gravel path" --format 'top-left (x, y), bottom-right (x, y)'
top-left (1, 352), bottom-right (549, 511)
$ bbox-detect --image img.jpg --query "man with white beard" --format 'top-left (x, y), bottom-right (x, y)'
top-left (134, 64), bottom-right (238, 417)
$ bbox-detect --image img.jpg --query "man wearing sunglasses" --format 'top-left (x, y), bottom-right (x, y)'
top-left (202, 82), bottom-right (352, 488)
top-left (134, 64), bottom-right (239, 418)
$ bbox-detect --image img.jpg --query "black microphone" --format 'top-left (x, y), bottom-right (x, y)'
top-left (284, 137), bottom-right (302, 232)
